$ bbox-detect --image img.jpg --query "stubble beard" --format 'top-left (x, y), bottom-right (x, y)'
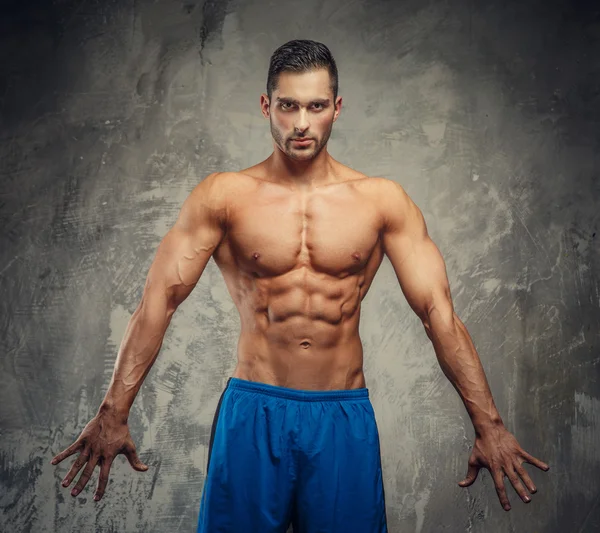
top-left (270, 116), bottom-right (334, 162)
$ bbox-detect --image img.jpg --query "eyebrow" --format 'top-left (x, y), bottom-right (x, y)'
top-left (276, 97), bottom-right (331, 106)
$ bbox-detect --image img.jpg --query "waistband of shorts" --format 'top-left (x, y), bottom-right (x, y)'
top-left (226, 377), bottom-right (369, 402)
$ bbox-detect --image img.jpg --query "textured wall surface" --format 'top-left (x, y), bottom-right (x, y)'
top-left (1, 0), bottom-right (599, 531)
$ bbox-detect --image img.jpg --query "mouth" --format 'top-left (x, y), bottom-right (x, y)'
top-left (291, 138), bottom-right (313, 146)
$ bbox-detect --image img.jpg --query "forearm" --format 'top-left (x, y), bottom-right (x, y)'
top-left (99, 290), bottom-right (175, 420)
top-left (424, 307), bottom-right (504, 436)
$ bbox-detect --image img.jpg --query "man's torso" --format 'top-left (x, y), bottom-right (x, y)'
top-left (209, 159), bottom-right (392, 390)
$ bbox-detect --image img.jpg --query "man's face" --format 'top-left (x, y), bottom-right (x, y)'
top-left (261, 69), bottom-right (342, 162)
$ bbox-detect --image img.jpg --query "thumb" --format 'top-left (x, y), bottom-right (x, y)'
top-left (458, 463), bottom-right (479, 487)
top-left (125, 446), bottom-right (149, 472)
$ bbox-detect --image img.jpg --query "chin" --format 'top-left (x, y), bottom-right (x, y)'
top-left (288, 150), bottom-right (317, 161)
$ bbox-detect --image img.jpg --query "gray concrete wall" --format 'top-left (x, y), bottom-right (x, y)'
top-left (1, 0), bottom-right (598, 531)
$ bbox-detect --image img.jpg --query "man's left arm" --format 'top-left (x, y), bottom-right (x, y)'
top-left (378, 178), bottom-right (549, 512)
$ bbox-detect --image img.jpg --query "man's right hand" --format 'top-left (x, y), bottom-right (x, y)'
top-left (50, 411), bottom-right (149, 501)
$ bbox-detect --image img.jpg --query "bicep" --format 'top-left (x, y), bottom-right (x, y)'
top-left (143, 173), bottom-right (227, 311)
top-left (381, 181), bottom-right (453, 323)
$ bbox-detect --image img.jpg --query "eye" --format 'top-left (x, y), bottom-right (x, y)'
top-left (313, 103), bottom-right (323, 110)
top-left (281, 102), bottom-right (294, 110)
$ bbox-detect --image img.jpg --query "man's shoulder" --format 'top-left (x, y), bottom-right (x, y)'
top-left (189, 171), bottom-right (252, 202)
top-left (355, 175), bottom-right (410, 206)
top-left (197, 170), bottom-right (248, 188)
top-left (369, 175), bottom-right (407, 193)
top-left (357, 176), bottom-right (418, 233)
top-left (178, 172), bottom-right (241, 229)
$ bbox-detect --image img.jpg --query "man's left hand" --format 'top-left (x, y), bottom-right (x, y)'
top-left (458, 425), bottom-right (550, 511)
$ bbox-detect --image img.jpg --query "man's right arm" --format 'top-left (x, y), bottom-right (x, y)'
top-left (51, 172), bottom-right (230, 501)
top-left (100, 171), bottom-right (229, 420)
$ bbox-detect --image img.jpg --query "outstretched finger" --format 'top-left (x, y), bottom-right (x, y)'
top-left (514, 461), bottom-right (537, 494)
top-left (51, 440), bottom-right (82, 465)
top-left (124, 445), bottom-right (148, 472)
top-left (94, 456), bottom-right (115, 501)
top-left (61, 449), bottom-right (91, 488)
top-left (521, 450), bottom-right (549, 472)
top-left (504, 465), bottom-right (531, 504)
top-left (491, 468), bottom-right (511, 511)
top-left (71, 455), bottom-right (99, 497)
top-left (458, 462), bottom-right (480, 487)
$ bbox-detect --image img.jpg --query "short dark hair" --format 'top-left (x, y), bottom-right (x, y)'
top-left (266, 39), bottom-right (338, 100)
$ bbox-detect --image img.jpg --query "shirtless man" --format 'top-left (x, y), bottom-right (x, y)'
top-left (51, 40), bottom-right (549, 532)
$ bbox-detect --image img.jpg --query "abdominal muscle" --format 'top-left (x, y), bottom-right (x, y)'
top-left (230, 275), bottom-right (367, 391)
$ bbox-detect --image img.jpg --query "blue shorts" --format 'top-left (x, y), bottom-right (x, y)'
top-left (197, 377), bottom-right (388, 533)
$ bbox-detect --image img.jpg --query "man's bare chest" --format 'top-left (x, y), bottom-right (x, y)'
top-left (215, 182), bottom-right (383, 278)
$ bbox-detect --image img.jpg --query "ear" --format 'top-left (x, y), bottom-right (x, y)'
top-left (333, 96), bottom-right (343, 122)
top-left (260, 93), bottom-right (270, 118)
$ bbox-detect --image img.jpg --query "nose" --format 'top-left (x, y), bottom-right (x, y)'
top-left (294, 109), bottom-right (310, 134)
